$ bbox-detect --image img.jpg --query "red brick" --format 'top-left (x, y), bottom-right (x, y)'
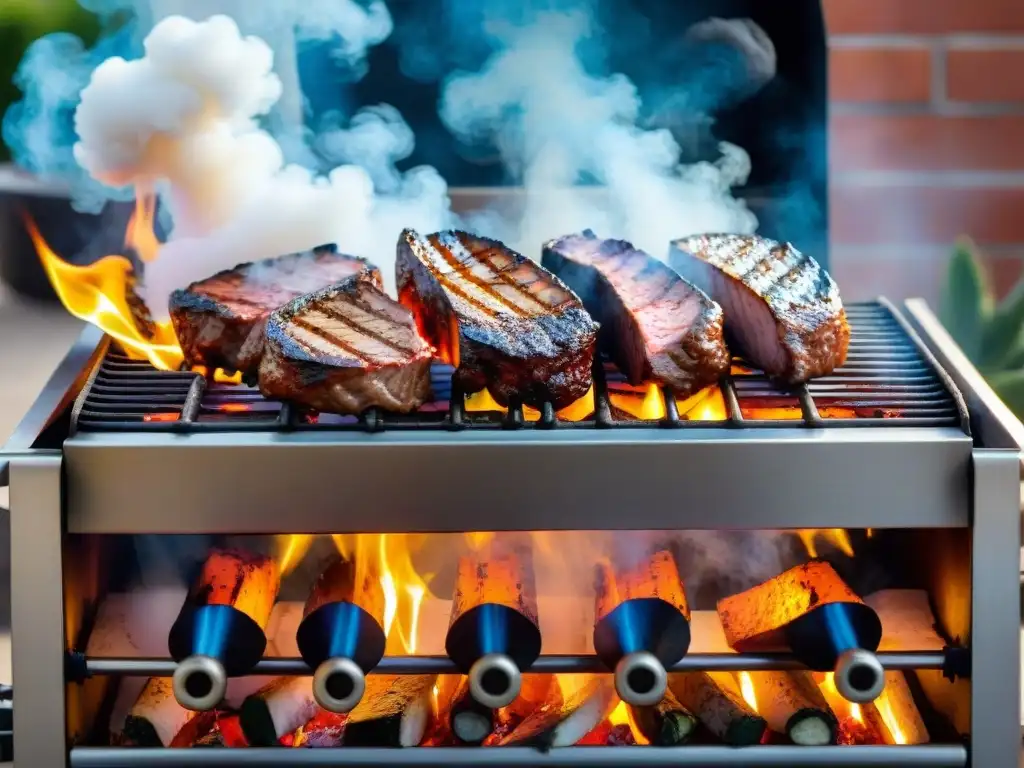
top-left (824, 0), bottom-right (1024, 34)
top-left (831, 184), bottom-right (1024, 245)
top-left (947, 48), bottom-right (1024, 103)
top-left (831, 115), bottom-right (1024, 172)
top-left (830, 47), bottom-right (932, 103)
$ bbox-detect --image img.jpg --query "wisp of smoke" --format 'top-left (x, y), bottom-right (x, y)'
top-left (72, 14), bottom-right (450, 316)
top-left (4, 0), bottom-right (394, 207)
top-left (440, 11), bottom-right (758, 259)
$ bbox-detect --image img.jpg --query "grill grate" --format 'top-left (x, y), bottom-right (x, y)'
top-left (71, 299), bottom-right (969, 434)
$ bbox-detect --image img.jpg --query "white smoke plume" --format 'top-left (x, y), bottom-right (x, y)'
top-left (440, 12), bottom-right (758, 260)
top-left (73, 14), bottom-right (451, 317)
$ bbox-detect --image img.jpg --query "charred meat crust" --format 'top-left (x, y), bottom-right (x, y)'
top-left (169, 245), bottom-right (380, 374)
top-left (542, 231), bottom-right (730, 397)
top-left (258, 272), bottom-right (433, 415)
top-left (670, 234), bottom-right (849, 383)
top-left (396, 228), bottom-right (599, 409)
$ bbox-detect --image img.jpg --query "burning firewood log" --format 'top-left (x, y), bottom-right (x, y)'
top-left (498, 676), bottom-right (618, 748)
top-left (746, 671), bottom-right (838, 746)
top-left (168, 548), bottom-right (281, 711)
top-left (445, 541), bottom-right (541, 709)
top-left (341, 674), bottom-right (437, 747)
top-left (629, 686), bottom-right (697, 745)
top-left (873, 672), bottom-right (929, 745)
top-left (717, 560), bottom-right (884, 704)
top-left (121, 678), bottom-right (209, 747)
top-left (577, 721), bottom-right (637, 745)
top-left (668, 672), bottom-right (767, 746)
top-left (448, 674), bottom-right (556, 745)
top-left (295, 556), bottom-right (387, 713)
top-left (292, 709), bottom-right (348, 747)
top-left (593, 549), bottom-right (690, 706)
top-left (239, 676), bottom-right (318, 746)
top-left (193, 714), bottom-right (249, 747)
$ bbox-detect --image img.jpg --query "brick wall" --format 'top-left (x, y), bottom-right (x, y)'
top-left (825, 0), bottom-right (1024, 304)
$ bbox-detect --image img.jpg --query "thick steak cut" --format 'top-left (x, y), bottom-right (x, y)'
top-left (396, 229), bottom-right (598, 409)
top-left (169, 245), bottom-right (379, 375)
top-left (543, 231), bottom-right (730, 396)
top-left (258, 272), bottom-right (433, 415)
top-left (669, 234), bottom-right (849, 383)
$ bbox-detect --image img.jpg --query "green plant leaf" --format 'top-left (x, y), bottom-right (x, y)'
top-left (979, 270), bottom-right (1024, 371)
top-left (939, 240), bottom-right (992, 362)
top-left (1001, 345), bottom-right (1024, 371)
top-left (987, 369), bottom-right (1024, 419)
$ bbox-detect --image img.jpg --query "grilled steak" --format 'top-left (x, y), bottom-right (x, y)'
top-left (169, 245), bottom-right (379, 375)
top-left (543, 231), bottom-right (730, 396)
top-left (258, 271), bottom-right (433, 415)
top-left (669, 234), bottom-right (849, 383)
top-left (396, 229), bottom-right (598, 409)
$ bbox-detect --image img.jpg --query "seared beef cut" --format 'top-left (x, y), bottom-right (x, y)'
top-left (258, 271), bottom-right (433, 415)
top-left (543, 231), bottom-right (730, 396)
top-left (396, 229), bottom-right (598, 409)
top-left (669, 234), bottom-right (849, 383)
top-left (169, 246), bottom-right (379, 375)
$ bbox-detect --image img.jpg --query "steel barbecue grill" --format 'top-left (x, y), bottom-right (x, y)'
top-left (1, 295), bottom-right (1021, 767)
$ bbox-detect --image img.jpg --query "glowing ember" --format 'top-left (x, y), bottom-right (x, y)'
top-left (213, 403), bottom-right (251, 413)
top-left (796, 529), bottom-right (855, 559)
top-left (25, 211), bottom-right (183, 370)
top-left (738, 671), bottom-right (758, 712)
top-left (142, 412), bottom-right (179, 422)
top-left (607, 700), bottom-right (648, 745)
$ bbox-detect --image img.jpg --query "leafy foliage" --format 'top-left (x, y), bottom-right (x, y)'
top-left (939, 239), bottom-right (1024, 417)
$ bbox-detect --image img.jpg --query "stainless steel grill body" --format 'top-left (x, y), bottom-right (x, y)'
top-left (2, 298), bottom-right (1020, 767)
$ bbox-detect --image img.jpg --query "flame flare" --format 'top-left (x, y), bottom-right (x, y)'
top-left (25, 206), bottom-right (183, 370)
top-left (738, 671), bottom-right (758, 712)
top-left (796, 530), bottom-right (855, 559)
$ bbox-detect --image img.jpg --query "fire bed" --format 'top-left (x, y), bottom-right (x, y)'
top-left (1, 298), bottom-right (1020, 767)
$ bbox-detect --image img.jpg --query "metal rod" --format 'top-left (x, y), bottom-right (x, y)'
top-left (83, 651), bottom-right (949, 677)
top-left (68, 745), bottom-right (969, 767)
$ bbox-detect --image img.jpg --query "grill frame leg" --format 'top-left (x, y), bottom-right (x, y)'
top-left (10, 456), bottom-right (67, 767)
top-left (969, 448), bottom-right (1021, 767)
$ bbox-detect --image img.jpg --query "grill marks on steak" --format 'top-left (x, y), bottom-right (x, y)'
top-left (396, 229), bottom-right (598, 409)
top-left (543, 231), bottom-right (730, 397)
top-left (669, 234), bottom-right (849, 383)
top-left (258, 272), bottom-right (433, 415)
top-left (169, 246), bottom-right (379, 375)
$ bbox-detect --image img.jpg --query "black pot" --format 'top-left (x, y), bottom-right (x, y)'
top-left (0, 165), bottom-right (133, 302)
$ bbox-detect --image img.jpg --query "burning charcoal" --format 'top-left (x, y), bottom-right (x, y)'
top-left (669, 672), bottom-right (767, 746)
top-left (448, 674), bottom-right (556, 746)
top-left (341, 674), bottom-right (436, 747)
top-left (169, 245), bottom-right (379, 375)
top-left (746, 671), bottom-right (838, 746)
top-left (630, 687), bottom-right (698, 746)
top-left (397, 228), bottom-right (598, 409)
top-left (293, 709), bottom-right (348, 747)
top-left (542, 232), bottom-right (730, 397)
top-left (716, 560), bottom-right (884, 704)
top-left (445, 541), bottom-right (542, 709)
top-left (168, 549), bottom-right (281, 711)
top-left (239, 676), bottom-right (318, 746)
top-left (121, 678), bottom-right (208, 747)
top-left (193, 714), bottom-right (248, 747)
top-left (670, 234), bottom-right (849, 383)
top-left (499, 676), bottom-right (617, 748)
top-left (593, 548), bottom-right (691, 706)
top-left (258, 272), bottom-right (434, 415)
top-left (295, 556), bottom-right (387, 713)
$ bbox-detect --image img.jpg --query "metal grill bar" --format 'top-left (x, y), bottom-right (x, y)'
top-left (68, 745), bottom-right (969, 767)
top-left (82, 650), bottom-right (948, 677)
top-left (70, 300), bottom-right (969, 434)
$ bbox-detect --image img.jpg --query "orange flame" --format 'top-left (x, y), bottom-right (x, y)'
top-left (24, 199), bottom-right (183, 370)
top-left (608, 382), bottom-right (666, 421)
top-left (274, 534), bottom-right (314, 578)
top-left (738, 671), bottom-right (758, 712)
top-left (331, 533), bottom-right (429, 654)
top-left (682, 386), bottom-right (728, 421)
top-left (873, 692), bottom-right (907, 745)
top-left (463, 386), bottom-right (595, 422)
top-left (795, 530), bottom-right (855, 559)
